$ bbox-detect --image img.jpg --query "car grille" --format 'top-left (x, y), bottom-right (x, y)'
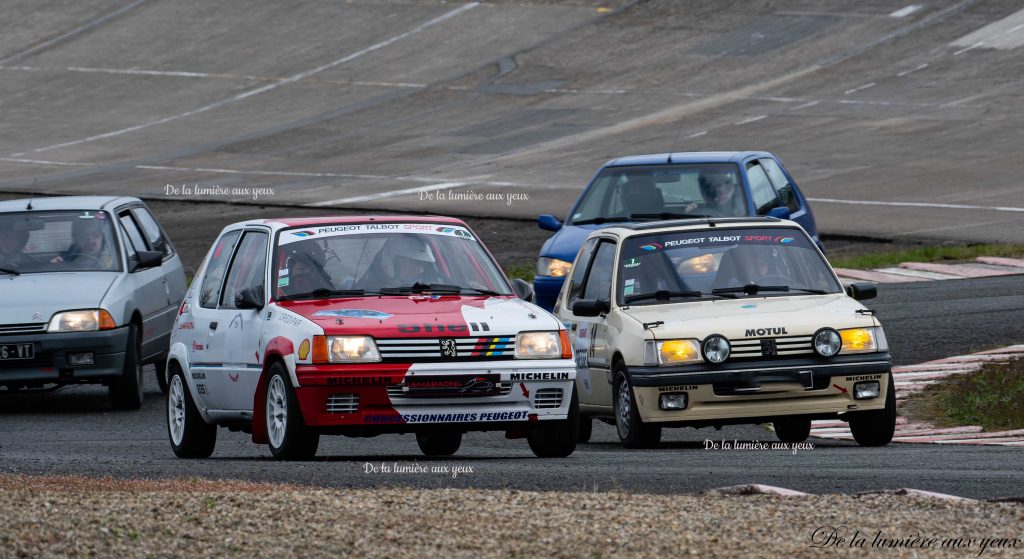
top-left (729, 335), bottom-right (813, 360)
top-left (375, 336), bottom-right (516, 362)
top-left (325, 394), bottom-right (359, 414)
top-left (533, 387), bottom-right (564, 409)
top-left (386, 381), bottom-right (514, 399)
top-left (0, 323), bottom-right (47, 336)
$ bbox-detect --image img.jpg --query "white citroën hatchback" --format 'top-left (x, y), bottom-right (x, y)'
top-left (555, 217), bottom-right (895, 448)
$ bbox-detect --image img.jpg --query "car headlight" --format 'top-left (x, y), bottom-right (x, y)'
top-left (839, 327), bottom-right (887, 354)
top-left (813, 328), bottom-right (842, 357)
top-left (47, 310), bottom-right (117, 332)
top-left (515, 331), bottom-right (570, 359)
top-left (658, 339), bottom-right (702, 365)
top-left (702, 335), bottom-right (731, 364)
top-left (536, 257), bottom-right (573, 278)
top-left (321, 335), bottom-right (380, 363)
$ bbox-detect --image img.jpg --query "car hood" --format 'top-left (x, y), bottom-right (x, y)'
top-left (540, 223), bottom-right (622, 262)
top-left (277, 295), bottom-right (561, 337)
top-left (622, 293), bottom-right (878, 340)
top-left (0, 272), bottom-right (116, 325)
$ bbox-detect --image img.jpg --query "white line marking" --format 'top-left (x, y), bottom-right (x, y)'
top-left (734, 115), bottom-right (767, 125)
top-left (808, 197), bottom-right (1024, 213)
top-left (23, 2), bottom-right (479, 154)
top-left (1006, 23), bottom-right (1024, 34)
top-left (896, 63), bottom-right (929, 76)
top-left (685, 131), bottom-right (707, 138)
top-left (790, 100), bottom-right (820, 110)
top-left (889, 5), bottom-right (922, 18)
top-left (0, 157), bottom-right (93, 167)
top-left (953, 42), bottom-right (984, 55)
top-left (843, 82), bottom-right (876, 95)
top-left (308, 182), bottom-right (464, 206)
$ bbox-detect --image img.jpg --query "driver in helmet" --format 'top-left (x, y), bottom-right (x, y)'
top-left (281, 240), bottom-right (333, 296)
top-left (361, 235), bottom-right (439, 288)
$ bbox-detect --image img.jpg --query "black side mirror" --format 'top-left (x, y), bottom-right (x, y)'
top-left (845, 282), bottom-right (877, 301)
top-left (572, 299), bottom-right (610, 317)
top-left (511, 278), bottom-right (535, 302)
top-left (537, 214), bottom-right (562, 232)
top-left (235, 285), bottom-right (265, 310)
top-left (133, 250), bottom-right (163, 271)
top-left (767, 206), bottom-right (791, 220)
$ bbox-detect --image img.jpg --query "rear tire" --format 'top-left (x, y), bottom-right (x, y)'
top-left (528, 386), bottom-right (580, 457)
top-left (167, 364), bottom-right (216, 458)
top-left (265, 364), bottom-right (319, 460)
top-left (773, 416), bottom-right (811, 443)
top-left (578, 415), bottom-right (593, 443)
top-left (849, 375), bottom-right (897, 447)
top-left (109, 323), bottom-right (144, 410)
top-left (614, 364), bottom-right (661, 449)
top-left (416, 430), bottom-right (462, 456)
top-left (155, 357), bottom-right (168, 394)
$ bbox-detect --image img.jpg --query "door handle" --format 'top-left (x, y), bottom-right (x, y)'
top-left (210, 321), bottom-right (218, 331)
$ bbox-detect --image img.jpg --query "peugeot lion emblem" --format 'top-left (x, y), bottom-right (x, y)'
top-left (440, 338), bottom-right (458, 358)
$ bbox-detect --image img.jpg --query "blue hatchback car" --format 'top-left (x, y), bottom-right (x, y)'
top-left (534, 151), bottom-right (822, 310)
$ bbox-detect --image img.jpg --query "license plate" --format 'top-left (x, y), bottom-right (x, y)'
top-left (0, 343), bottom-right (34, 361)
top-left (404, 374), bottom-right (501, 397)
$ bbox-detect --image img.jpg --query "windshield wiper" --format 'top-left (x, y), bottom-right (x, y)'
top-left (380, 282), bottom-right (462, 295)
top-left (278, 288), bottom-right (365, 301)
top-left (457, 286), bottom-right (502, 296)
top-left (624, 290), bottom-right (703, 304)
top-left (0, 266), bottom-right (20, 276)
top-left (712, 284), bottom-right (790, 297)
top-left (787, 287), bottom-right (830, 295)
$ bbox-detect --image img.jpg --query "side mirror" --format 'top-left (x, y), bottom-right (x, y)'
top-left (845, 282), bottom-right (877, 301)
top-left (133, 250), bottom-right (163, 271)
top-left (511, 278), bottom-right (535, 302)
top-left (571, 299), bottom-right (610, 317)
top-left (767, 206), bottom-right (791, 220)
top-left (537, 214), bottom-right (563, 232)
top-left (235, 285), bottom-right (265, 310)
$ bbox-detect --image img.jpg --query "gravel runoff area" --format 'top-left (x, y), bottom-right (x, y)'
top-left (1, 476), bottom-right (1022, 558)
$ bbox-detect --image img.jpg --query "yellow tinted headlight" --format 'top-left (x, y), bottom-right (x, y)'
top-left (536, 257), bottom-right (573, 278)
top-left (840, 328), bottom-right (876, 353)
top-left (658, 339), bottom-right (702, 365)
top-left (327, 336), bottom-right (381, 363)
top-left (515, 331), bottom-right (562, 359)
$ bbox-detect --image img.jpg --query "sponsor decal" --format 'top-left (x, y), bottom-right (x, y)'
top-left (228, 373), bottom-right (240, 383)
top-left (833, 384), bottom-right (849, 394)
top-left (191, 371), bottom-right (206, 380)
top-left (298, 339), bottom-right (310, 360)
top-left (623, 257), bottom-right (641, 269)
top-left (177, 321), bottom-right (195, 330)
top-left (291, 230), bottom-right (316, 237)
top-left (363, 411), bottom-right (529, 424)
top-left (229, 313), bottom-right (243, 330)
top-left (509, 372), bottom-right (571, 381)
top-left (196, 384), bottom-right (207, 394)
top-left (313, 309), bottom-right (393, 320)
top-left (279, 223), bottom-right (477, 245)
top-left (191, 340), bottom-right (205, 352)
top-left (404, 374), bottom-right (500, 396)
top-left (640, 243), bottom-right (663, 251)
top-left (471, 336), bottom-right (514, 357)
top-left (658, 385), bottom-right (698, 392)
top-left (326, 376), bottom-right (391, 386)
top-left (277, 313), bottom-right (303, 326)
top-left (78, 211), bottom-right (96, 220)
top-left (745, 327), bottom-right (789, 337)
top-left (774, 236), bottom-right (794, 243)
top-left (398, 323), bottom-right (468, 333)
top-left (845, 374), bottom-right (883, 382)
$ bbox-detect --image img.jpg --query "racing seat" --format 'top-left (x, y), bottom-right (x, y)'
top-left (622, 176), bottom-right (665, 217)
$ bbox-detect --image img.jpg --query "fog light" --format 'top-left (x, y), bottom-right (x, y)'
top-left (659, 393), bottom-right (688, 410)
top-left (854, 381), bottom-right (880, 400)
top-left (68, 353), bottom-right (94, 366)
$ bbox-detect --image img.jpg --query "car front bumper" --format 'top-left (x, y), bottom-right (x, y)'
top-left (627, 353), bottom-right (892, 423)
top-left (0, 326), bottom-right (129, 386)
top-left (293, 359), bottom-right (576, 431)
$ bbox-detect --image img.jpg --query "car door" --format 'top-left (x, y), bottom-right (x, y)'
top-left (216, 229), bottom-right (269, 411)
top-left (188, 229), bottom-right (242, 411)
top-left (760, 157), bottom-right (812, 230)
top-left (744, 160), bottom-right (785, 217)
top-left (125, 203), bottom-right (184, 361)
top-left (115, 208), bottom-right (167, 360)
top-left (577, 240), bottom-right (617, 408)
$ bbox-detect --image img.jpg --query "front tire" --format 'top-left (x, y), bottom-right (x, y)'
top-left (109, 323), bottom-right (144, 410)
top-left (773, 416), bottom-right (811, 443)
top-left (614, 364), bottom-right (661, 448)
top-left (578, 415), bottom-right (593, 443)
top-left (265, 364), bottom-right (319, 460)
top-left (528, 386), bottom-right (580, 457)
top-left (849, 375), bottom-right (897, 447)
top-left (416, 430), bottom-right (462, 456)
top-left (167, 364), bottom-right (216, 458)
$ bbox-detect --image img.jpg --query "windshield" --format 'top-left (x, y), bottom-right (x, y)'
top-left (617, 227), bottom-right (840, 305)
top-left (0, 210), bottom-right (121, 274)
top-left (570, 163), bottom-right (748, 224)
top-left (273, 223), bottom-right (512, 300)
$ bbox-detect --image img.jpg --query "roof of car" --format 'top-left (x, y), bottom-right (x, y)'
top-left (254, 215), bottom-right (470, 228)
top-left (0, 195), bottom-right (141, 212)
top-left (604, 151), bottom-right (773, 167)
top-left (596, 217), bottom-right (797, 237)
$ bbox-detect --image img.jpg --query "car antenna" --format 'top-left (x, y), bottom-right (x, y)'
top-left (701, 213), bottom-right (715, 227)
top-left (27, 179), bottom-right (36, 209)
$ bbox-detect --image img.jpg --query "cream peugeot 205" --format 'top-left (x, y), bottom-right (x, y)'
top-left (555, 217), bottom-right (894, 448)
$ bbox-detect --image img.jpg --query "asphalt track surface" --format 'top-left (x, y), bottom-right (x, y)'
top-left (1, 275), bottom-right (1021, 500)
top-left (1, 0), bottom-right (1023, 243)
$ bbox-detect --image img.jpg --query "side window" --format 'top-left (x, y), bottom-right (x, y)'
top-left (761, 158), bottom-right (801, 213)
top-left (220, 231), bottom-right (268, 310)
top-left (582, 241), bottom-right (616, 301)
top-left (200, 230), bottom-right (241, 309)
top-left (746, 162), bottom-right (781, 215)
top-left (566, 238), bottom-right (600, 306)
top-left (132, 206), bottom-right (172, 257)
top-left (119, 213), bottom-right (148, 254)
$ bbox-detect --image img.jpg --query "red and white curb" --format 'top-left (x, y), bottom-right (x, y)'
top-left (810, 345), bottom-right (1024, 445)
top-left (834, 256), bottom-right (1024, 283)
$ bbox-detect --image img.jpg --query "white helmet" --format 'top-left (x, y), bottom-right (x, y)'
top-left (381, 235), bottom-right (435, 277)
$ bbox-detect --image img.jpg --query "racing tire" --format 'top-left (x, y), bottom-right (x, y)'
top-left (849, 375), bottom-right (897, 447)
top-left (109, 323), bottom-right (144, 410)
top-left (155, 357), bottom-right (169, 394)
top-left (528, 386), bottom-right (580, 458)
top-left (773, 416), bottom-right (811, 443)
top-left (578, 415), bottom-right (593, 444)
top-left (167, 364), bottom-right (216, 458)
top-left (416, 430), bottom-right (463, 456)
top-left (613, 364), bottom-right (661, 449)
top-left (265, 364), bottom-right (319, 460)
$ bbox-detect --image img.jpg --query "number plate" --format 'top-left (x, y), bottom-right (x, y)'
top-left (0, 343), bottom-right (34, 361)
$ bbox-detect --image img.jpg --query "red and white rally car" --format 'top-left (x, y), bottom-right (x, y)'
top-left (166, 216), bottom-right (578, 460)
